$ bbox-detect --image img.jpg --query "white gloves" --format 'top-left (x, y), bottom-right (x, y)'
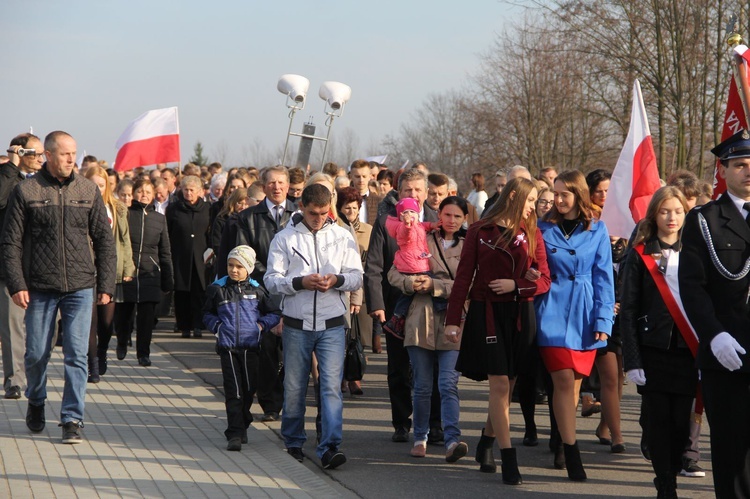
top-left (710, 332), bottom-right (746, 371)
top-left (625, 369), bottom-right (647, 386)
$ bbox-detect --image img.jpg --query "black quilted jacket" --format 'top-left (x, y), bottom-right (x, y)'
top-left (0, 164), bottom-right (116, 296)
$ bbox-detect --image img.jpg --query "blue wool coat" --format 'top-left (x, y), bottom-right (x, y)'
top-left (534, 219), bottom-right (615, 351)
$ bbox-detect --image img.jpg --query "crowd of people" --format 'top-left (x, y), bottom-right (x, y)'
top-left (1, 129), bottom-right (749, 498)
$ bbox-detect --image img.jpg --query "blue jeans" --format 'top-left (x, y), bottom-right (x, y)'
top-left (281, 324), bottom-right (345, 459)
top-left (25, 288), bottom-right (94, 424)
top-left (407, 346), bottom-right (461, 448)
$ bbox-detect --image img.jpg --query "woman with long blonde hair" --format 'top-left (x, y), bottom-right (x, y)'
top-left (84, 166), bottom-right (134, 382)
top-left (445, 177), bottom-right (551, 485)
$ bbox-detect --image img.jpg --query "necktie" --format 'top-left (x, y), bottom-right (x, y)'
top-left (275, 205), bottom-right (282, 226)
top-left (744, 202), bottom-right (750, 225)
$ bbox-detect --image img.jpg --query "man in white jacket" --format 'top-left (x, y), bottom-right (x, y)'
top-left (265, 183), bottom-right (363, 469)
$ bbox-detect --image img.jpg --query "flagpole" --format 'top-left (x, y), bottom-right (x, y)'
top-left (728, 15), bottom-right (750, 126)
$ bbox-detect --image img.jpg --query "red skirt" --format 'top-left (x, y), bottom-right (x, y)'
top-left (539, 347), bottom-right (597, 377)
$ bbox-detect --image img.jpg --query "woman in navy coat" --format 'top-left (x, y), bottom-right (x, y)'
top-left (535, 170), bottom-right (615, 481)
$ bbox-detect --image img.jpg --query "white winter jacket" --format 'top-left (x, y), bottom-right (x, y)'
top-left (265, 213), bottom-right (363, 331)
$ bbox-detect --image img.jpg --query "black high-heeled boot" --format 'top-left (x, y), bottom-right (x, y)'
top-left (553, 442), bottom-right (566, 469)
top-left (88, 355), bottom-right (100, 384)
top-left (500, 447), bottom-right (523, 485)
top-left (475, 428), bottom-right (497, 473)
top-left (563, 442), bottom-right (586, 481)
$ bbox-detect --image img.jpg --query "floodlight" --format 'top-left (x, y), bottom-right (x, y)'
top-left (318, 81), bottom-right (352, 111)
top-left (277, 74), bottom-right (310, 106)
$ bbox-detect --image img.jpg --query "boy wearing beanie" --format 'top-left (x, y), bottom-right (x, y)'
top-left (203, 245), bottom-right (281, 451)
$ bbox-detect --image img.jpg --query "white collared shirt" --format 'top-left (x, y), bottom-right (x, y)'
top-left (154, 198), bottom-right (169, 215)
top-left (725, 190), bottom-right (750, 218)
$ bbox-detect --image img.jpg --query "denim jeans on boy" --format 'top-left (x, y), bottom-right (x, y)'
top-left (406, 346), bottom-right (461, 448)
top-left (25, 288), bottom-right (94, 424)
top-left (282, 324), bottom-right (345, 459)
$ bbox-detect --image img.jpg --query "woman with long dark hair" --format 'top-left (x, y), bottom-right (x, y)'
top-left (445, 178), bottom-right (550, 485)
top-left (391, 196), bottom-right (471, 462)
top-left (585, 168), bottom-right (626, 453)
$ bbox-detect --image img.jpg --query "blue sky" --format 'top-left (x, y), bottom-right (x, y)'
top-left (1, 1), bottom-right (518, 167)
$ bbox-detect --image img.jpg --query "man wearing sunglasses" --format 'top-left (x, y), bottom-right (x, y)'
top-left (0, 133), bottom-right (44, 400)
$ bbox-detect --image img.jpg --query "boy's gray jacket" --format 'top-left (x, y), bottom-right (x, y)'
top-left (265, 214), bottom-right (363, 331)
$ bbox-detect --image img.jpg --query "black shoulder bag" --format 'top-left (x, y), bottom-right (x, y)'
top-left (344, 315), bottom-right (366, 381)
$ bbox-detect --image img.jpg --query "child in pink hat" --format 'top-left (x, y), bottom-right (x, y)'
top-left (383, 197), bottom-right (441, 338)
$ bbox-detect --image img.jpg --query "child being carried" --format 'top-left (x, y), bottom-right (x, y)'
top-left (383, 197), bottom-right (443, 338)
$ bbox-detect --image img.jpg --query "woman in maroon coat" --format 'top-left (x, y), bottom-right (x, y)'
top-left (445, 178), bottom-right (551, 485)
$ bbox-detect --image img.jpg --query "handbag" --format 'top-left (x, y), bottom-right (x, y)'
top-left (344, 315), bottom-right (367, 381)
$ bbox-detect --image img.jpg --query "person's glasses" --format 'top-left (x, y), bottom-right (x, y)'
top-left (537, 200), bottom-right (553, 207)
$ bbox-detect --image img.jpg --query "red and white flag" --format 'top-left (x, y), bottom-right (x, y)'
top-left (601, 80), bottom-right (661, 238)
top-left (114, 107), bottom-right (180, 172)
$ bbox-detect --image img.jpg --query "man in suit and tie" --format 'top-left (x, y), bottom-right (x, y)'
top-left (350, 159), bottom-right (381, 226)
top-left (365, 168), bottom-right (442, 443)
top-left (679, 129), bottom-right (750, 498)
top-left (235, 165), bottom-right (296, 422)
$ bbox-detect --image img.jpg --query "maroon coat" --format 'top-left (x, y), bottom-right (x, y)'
top-left (446, 221), bottom-right (550, 327)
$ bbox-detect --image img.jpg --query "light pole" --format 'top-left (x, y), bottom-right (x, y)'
top-left (277, 75), bottom-right (351, 168)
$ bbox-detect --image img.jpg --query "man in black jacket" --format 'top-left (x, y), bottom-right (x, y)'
top-left (0, 131), bottom-right (116, 444)
top-left (679, 129), bottom-right (750, 498)
top-left (365, 168), bottom-right (442, 443)
top-left (234, 165), bottom-right (296, 422)
top-left (0, 133), bottom-right (44, 400)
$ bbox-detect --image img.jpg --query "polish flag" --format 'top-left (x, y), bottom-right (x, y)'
top-left (600, 80), bottom-right (661, 239)
top-left (114, 107), bottom-right (180, 172)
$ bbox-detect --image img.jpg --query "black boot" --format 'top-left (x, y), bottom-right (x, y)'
top-left (88, 355), bottom-right (100, 384)
top-left (553, 442), bottom-right (566, 469)
top-left (97, 348), bottom-right (108, 376)
top-left (653, 475), bottom-right (678, 499)
top-left (500, 447), bottom-right (523, 485)
top-left (562, 442), bottom-right (586, 481)
top-left (475, 428), bottom-right (497, 473)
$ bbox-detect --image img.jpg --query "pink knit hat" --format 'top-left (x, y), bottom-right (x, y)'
top-left (396, 198), bottom-right (419, 217)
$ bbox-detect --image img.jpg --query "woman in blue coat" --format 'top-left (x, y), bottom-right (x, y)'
top-left (535, 170), bottom-right (615, 481)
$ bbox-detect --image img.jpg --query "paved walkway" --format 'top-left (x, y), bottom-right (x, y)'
top-left (0, 344), bottom-right (352, 499)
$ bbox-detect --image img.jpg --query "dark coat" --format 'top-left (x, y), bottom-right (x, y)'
top-left (679, 193), bottom-right (750, 373)
top-left (211, 213), bottom-right (227, 254)
top-left (364, 199), bottom-right (438, 315)
top-left (620, 238), bottom-right (691, 372)
top-left (121, 200), bottom-right (174, 303)
top-left (0, 162), bottom-right (25, 280)
top-left (216, 213), bottom-right (241, 279)
top-left (0, 164), bottom-right (116, 296)
top-left (166, 197), bottom-right (210, 291)
top-left (235, 199), bottom-right (296, 284)
top-left (363, 192), bottom-right (382, 226)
